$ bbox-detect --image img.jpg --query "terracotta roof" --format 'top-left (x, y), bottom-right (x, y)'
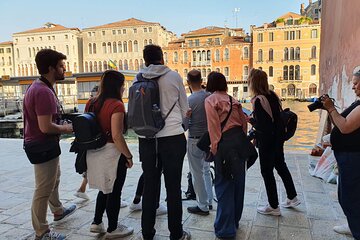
top-left (277, 12), bottom-right (303, 20)
top-left (0, 41), bottom-right (13, 45)
top-left (84, 18), bottom-right (158, 30)
top-left (14, 23), bottom-right (79, 35)
top-left (222, 36), bottom-right (247, 45)
top-left (182, 26), bottom-right (226, 37)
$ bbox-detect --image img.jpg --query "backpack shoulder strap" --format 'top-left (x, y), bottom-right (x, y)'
top-left (220, 95), bottom-right (233, 130)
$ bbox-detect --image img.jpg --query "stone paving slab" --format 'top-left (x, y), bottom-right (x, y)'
top-left (0, 138), bottom-right (354, 240)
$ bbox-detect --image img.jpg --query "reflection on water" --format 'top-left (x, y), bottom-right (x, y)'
top-left (243, 101), bottom-right (320, 152)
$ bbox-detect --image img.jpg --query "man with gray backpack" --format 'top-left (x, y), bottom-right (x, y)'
top-left (128, 45), bottom-right (190, 240)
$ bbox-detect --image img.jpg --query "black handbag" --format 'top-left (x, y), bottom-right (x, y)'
top-left (197, 95), bottom-right (233, 155)
top-left (24, 139), bottom-right (61, 164)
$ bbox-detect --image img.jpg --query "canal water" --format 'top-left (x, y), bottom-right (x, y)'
top-left (242, 101), bottom-right (320, 152)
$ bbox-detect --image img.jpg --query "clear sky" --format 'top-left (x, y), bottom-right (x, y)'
top-left (0, 0), bottom-right (306, 42)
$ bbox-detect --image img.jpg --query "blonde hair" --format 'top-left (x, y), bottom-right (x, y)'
top-left (248, 68), bottom-right (270, 96)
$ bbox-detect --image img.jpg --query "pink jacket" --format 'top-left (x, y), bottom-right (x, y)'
top-left (205, 91), bottom-right (247, 155)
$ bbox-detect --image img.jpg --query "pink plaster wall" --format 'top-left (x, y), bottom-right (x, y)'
top-left (320, 0), bottom-right (360, 109)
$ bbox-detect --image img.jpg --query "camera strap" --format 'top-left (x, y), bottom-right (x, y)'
top-left (39, 76), bottom-right (66, 115)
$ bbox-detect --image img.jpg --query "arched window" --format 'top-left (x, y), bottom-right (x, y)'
top-left (295, 47), bottom-right (300, 60)
top-left (107, 42), bottom-right (112, 53)
top-left (103, 61), bottom-right (108, 70)
top-left (311, 64), bottom-right (316, 75)
top-left (88, 43), bottom-right (92, 54)
top-left (135, 59), bottom-right (139, 71)
top-left (269, 49), bottom-right (274, 61)
top-left (93, 43), bottom-right (97, 54)
top-left (224, 67), bottom-right (229, 77)
top-left (102, 42), bottom-right (106, 53)
top-left (118, 41), bottom-right (122, 53)
top-left (192, 51), bottom-right (196, 61)
top-left (99, 61), bottom-right (102, 71)
top-left (258, 49), bottom-right (263, 62)
top-left (118, 60), bottom-right (123, 70)
top-left (183, 51), bottom-right (188, 62)
top-left (28, 48), bottom-right (31, 57)
top-left (202, 50), bottom-right (206, 62)
top-left (123, 41), bottom-right (127, 52)
top-left (25, 64), bottom-right (28, 76)
top-left (30, 64), bottom-right (33, 76)
top-left (244, 66), bottom-right (249, 77)
top-left (207, 68), bottom-right (211, 77)
top-left (33, 47), bottom-right (36, 57)
top-left (174, 51), bottom-right (178, 63)
top-left (224, 48), bottom-right (229, 60)
top-left (128, 40), bottom-right (133, 52)
top-left (269, 66), bottom-right (274, 77)
top-left (197, 51), bottom-right (201, 61)
top-left (144, 39), bottom-right (148, 46)
top-left (289, 65), bottom-right (294, 80)
top-left (140, 59), bottom-right (144, 69)
top-left (113, 42), bottom-right (117, 53)
top-left (149, 39), bottom-right (152, 44)
top-left (124, 60), bottom-right (128, 70)
top-left (164, 52), bottom-right (168, 64)
top-left (184, 69), bottom-right (188, 79)
top-left (85, 62), bottom-right (88, 72)
top-left (295, 65), bottom-right (300, 80)
top-left (74, 62), bottom-right (77, 73)
top-left (94, 61), bottom-right (98, 72)
top-left (311, 46), bottom-right (317, 59)
top-left (290, 47), bottom-right (294, 60)
top-left (284, 47), bottom-right (289, 60)
top-left (134, 40), bottom-right (138, 52)
top-left (283, 66), bottom-right (288, 80)
top-left (8, 56), bottom-right (11, 65)
top-left (89, 61), bottom-right (93, 72)
top-left (309, 83), bottom-right (317, 95)
top-left (287, 84), bottom-right (295, 96)
top-left (243, 47), bottom-right (249, 59)
top-left (207, 50), bottom-right (211, 61)
top-left (202, 69), bottom-right (206, 79)
top-left (215, 49), bottom-right (220, 61)
top-left (129, 60), bottom-right (133, 70)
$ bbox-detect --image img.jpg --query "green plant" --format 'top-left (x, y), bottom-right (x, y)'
top-left (276, 18), bottom-right (285, 23)
top-left (298, 17), bottom-right (312, 24)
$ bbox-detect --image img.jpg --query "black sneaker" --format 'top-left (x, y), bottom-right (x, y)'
top-left (53, 204), bottom-right (76, 221)
top-left (187, 206), bottom-right (209, 216)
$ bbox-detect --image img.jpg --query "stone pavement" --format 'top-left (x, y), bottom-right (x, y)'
top-left (0, 138), bottom-right (354, 240)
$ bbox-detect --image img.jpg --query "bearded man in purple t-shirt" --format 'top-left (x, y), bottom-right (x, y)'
top-left (23, 49), bottom-right (76, 240)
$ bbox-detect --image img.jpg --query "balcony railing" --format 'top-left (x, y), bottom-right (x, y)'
top-left (191, 61), bottom-right (211, 67)
top-left (278, 76), bottom-right (303, 82)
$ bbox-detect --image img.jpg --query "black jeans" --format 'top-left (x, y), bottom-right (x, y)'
top-left (139, 134), bottom-right (186, 240)
top-left (258, 137), bottom-right (297, 209)
top-left (135, 173), bottom-right (161, 209)
top-left (93, 155), bottom-right (127, 232)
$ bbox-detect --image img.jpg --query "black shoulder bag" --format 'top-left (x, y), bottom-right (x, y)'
top-left (23, 77), bottom-right (62, 164)
top-left (196, 95), bottom-right (233, 154)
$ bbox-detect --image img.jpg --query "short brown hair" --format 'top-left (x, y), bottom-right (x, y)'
top-left (35, 49), bottom-right (66, 74)
top-left (248, 68), bottom-right (270, 96)
top-left (187, 69), bottom-right (202, 83)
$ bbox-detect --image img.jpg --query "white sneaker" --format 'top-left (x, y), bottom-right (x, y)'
top-left (156, 204), bottom-right (167, 216)
top-left (281, 197), bottom-right (301, 208)
top-left (74, 191), bottom-right (90, 200)
top-left (120, 200), bottom-right (128, 208)
top-left (90, 222), bottom-right (106, 233)
top-left (257, 204), bottom-right (281, 216)
top-left (129, 201), bottom-right (142, 211)
top-left (105, 224), bottom-right (134, 239)
top-left (333, 224), bottom-right (352, 235)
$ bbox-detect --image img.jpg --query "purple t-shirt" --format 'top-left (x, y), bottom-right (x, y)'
top-left (23, 80), bottom-right (60, 143)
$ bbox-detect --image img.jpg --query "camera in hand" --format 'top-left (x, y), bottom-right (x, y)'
top-left (307, 94), bottom-right (329, 112)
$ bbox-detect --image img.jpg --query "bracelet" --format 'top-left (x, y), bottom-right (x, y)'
top-left (329, 109), bottom-right (336, 114)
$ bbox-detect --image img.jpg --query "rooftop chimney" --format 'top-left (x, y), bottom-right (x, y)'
top-left (300, 3), bottom-right (305, 15)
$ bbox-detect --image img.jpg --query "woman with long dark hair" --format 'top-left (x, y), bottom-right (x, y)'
top-left (248, 68), bottom-right (300, 216)
top-left (85, 70), bottom-right (134, 239)
top-left (205, 72), bottom-right (248, 239)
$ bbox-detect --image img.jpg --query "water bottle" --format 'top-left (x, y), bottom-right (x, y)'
top-left (152, 104), bottom-right (164, 129)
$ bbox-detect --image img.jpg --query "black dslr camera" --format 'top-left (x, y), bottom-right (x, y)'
top-left (307, 94), bottom-right (332, 112)
top-left (247, 128), bottom-right (257, 141)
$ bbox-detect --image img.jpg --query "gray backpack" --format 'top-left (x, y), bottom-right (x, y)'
top-left (128, 73), bottom-right (176, 138)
